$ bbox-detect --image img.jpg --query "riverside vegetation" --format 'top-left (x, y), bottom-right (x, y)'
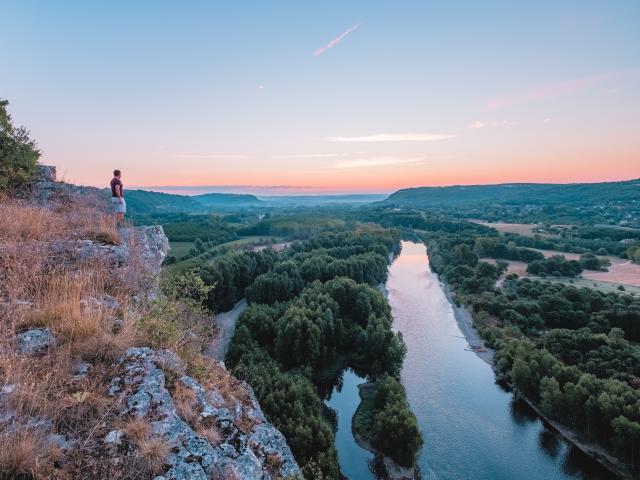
top-left (361, 208), bottom-right (640, 476)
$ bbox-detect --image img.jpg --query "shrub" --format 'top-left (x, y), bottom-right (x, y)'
top-left (0, 99), bottom-right (40, 190)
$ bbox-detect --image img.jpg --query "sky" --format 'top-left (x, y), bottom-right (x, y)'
top-left (1, 1), bottom-right (639, 194)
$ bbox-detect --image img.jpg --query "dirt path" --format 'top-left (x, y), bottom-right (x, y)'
top-left (205, 299), bottom-right (247, 362)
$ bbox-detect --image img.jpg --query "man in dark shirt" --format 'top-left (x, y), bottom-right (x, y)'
top-left (110, 169), bottom-right (126, 224)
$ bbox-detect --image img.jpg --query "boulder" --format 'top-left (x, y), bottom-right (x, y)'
top-left (35, 165), bottom-right (56, 182)
top-left (16, 328), bottom-right (56, 355)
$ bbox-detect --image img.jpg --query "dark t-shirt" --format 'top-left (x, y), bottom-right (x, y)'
top-left (110, 178), bottom-right (123, 197)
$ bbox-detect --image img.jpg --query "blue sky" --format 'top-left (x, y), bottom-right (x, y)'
top-left (1, 1), bottom-right (639, 193)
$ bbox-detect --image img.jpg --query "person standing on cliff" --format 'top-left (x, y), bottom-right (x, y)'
top-left (110, 169), bottom-right (126, 225)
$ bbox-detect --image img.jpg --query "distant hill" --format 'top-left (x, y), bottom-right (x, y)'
top-left (123, 189), bottom-right (203, 214)
top-left (121, 190), bottom-right (263, 214)
top-left (384, 179), bottom-right (640, 208)
top-left (194, 192), bottom-right (262, 206)
top-left (260, 194), bottom-right (387, 206)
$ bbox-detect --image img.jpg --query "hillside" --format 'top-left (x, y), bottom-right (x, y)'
top-left (259, 194), bottom-right (386, 206)
top-left (385, 179), bottom-right (640, 207)
top-left (123, 190), bottom-right (263, 214)
top-left (123, 189), bottom-right (203, 213)
top-left (0, 167), bottom-right (300, 479)
top-left (193, 192), bottom-right (262, 206)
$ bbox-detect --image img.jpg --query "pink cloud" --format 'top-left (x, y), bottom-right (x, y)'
top-left (488, 68), bottom-right (640, 109)
top-left (313, 23), bottom-right (361, 57)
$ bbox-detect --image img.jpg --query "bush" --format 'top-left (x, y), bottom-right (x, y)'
top-left (355, 375), bottom-right (422, 467)
top-left (0, 99), bottom-right (40, 190)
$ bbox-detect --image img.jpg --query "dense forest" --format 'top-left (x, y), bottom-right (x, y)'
top-left (177, 226), bottom-right (422, 477)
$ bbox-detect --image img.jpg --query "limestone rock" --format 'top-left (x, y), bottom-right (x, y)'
top-left (16, 328), bottom-right (56, 355)
top-left (35, 165), bottom-right (56, 182)
top-left (73, 362), bottom-right (91, 380)
top-left (104, 430), bottom-right (124, 445)
top-left (111, 347), bottom-right (301, 479)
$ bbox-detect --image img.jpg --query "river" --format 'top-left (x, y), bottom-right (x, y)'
top-left (326, 240), bottom-right (617, 480)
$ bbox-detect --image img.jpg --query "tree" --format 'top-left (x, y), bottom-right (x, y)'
top-left (0, 99), bottom-right (40, 190)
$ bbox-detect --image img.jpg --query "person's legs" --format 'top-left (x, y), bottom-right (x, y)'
top-left (112, 198), bottom-right (125, 226)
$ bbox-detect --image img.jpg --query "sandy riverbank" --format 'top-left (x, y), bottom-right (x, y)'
top-left (441, 282), bottom-right (495, 366)
top-left (439, 280), bottom-right (633, 479)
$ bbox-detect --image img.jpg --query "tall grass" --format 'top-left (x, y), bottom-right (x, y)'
top-left (0, 195), bottom-right (136, 478)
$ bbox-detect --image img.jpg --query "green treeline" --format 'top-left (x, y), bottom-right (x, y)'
top-left (239, 215), bottom-right (346, 238)
top-left (526, 255), bottom-right (583, 277)
top-left (221, 227), bottom-right (422, 478)
top-left (162, 215), bottom-right (237, 243)
top-left (0, 99), bottom-right (40, 190)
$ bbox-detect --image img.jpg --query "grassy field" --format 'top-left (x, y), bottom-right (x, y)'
top-left (533, 249), bottom-right (640, 287)
top-left (472, 221), bottom-right (539, 236)
top-left (168, 241), bottom-right (195, 258)
top-left (485, 251), bottom-right (640, 290)
top-left (167, 236), bottom-right (281, 273)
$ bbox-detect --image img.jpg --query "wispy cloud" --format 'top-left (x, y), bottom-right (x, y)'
top-left (274, 153), bottom-right (346, 159)
top-left (487, 68), bottom-right (640, 109)
top-left (174, 153), bottom-right (252, 159)
top-left (174, 153), bottom-right (347, 160)
top-left (468, 120), bottom-right (514, 129)
top-left (331, 157), bottom-right (426, 169)
top-left (313, 23), bottom-right (361, 56)
top-left (328, 133), bottom-right (457, 142)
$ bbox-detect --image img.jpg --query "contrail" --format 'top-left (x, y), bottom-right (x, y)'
top-left (313, 23), bottom-right (361, 56)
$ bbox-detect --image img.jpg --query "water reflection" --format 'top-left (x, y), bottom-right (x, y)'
top-left (322, 368), bottom-right (377, 480)
top-left (539, 430), bottom-right (562, 459)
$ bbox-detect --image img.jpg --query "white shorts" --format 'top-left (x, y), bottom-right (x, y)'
top-left (111, 197), bottom-right (126, 213)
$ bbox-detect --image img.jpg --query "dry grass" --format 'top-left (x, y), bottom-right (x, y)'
top-left (172, 382), bottom-right (198, 425)
top-left (122, 417), bottom-right (151, 445)
top-left (0, 429), bottom-right (58, 479)
top-left (122, 418), bottom-right (169, 476)
top-left (0, 195), bottom-right (119, 244)
top-left (197, 422), bottom-right (223, 445)
top-left (173, 381), bottom-right (225, 445)
top-left (0, 195), bottom-right (133, 477)
top-left (0, 193), bottom-right (242, 478)
top-left (136, 436), bottom-right (170, 476)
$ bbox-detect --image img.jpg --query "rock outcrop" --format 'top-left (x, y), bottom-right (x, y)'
top-left (25, 164), bottom-right (105, 207)
top-left (110, 348), bottom-right (301, 480)
top-left (63, 225), bottom-right (170, 298)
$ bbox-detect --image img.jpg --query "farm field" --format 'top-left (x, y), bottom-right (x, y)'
top-left (533, 248), bottom-right (640, 286)
top-left (168, 241), bottom-right (194, 258)
top-left (486, 248), bottom-right (640, 289)
top-left (472, 221), bottom-right (540, 236)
